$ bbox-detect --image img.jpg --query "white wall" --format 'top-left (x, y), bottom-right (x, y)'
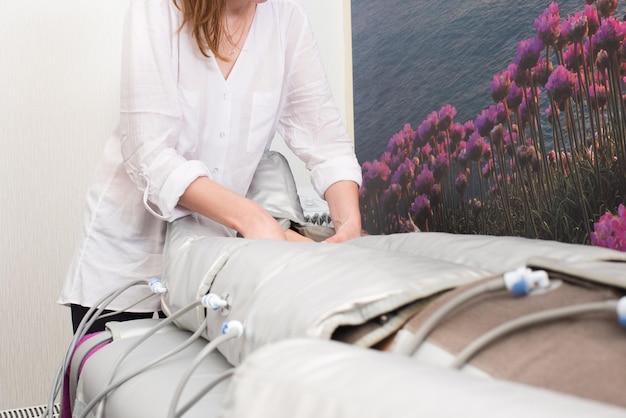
top-left (0, 0), bottom-right (352, 409)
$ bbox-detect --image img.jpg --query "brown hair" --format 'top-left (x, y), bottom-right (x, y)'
top-left (173, 0), bottom-right (228, 59)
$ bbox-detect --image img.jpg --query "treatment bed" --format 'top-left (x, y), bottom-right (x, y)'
top-left (61, 214), bottom-right (626, 418)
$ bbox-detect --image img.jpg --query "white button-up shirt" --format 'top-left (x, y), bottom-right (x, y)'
top-left (59, 0), bottom-right (362, 311)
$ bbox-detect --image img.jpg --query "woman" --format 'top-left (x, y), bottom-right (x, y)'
top-left (59, 0), bottom-right (363, 332)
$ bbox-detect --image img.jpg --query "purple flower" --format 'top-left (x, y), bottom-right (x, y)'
top-left (410, 194), bottom-right (432, 225)
top-left (414, 166), bottom-right (434, 195)
top-left (596, 49), bottom-right (610, 72)
top-left (466, 131), bottom-right (486, 161)
top-left (456, 142), bottom-right (469, 170)
top-left (483, 143), bottom-right (492, 161)
top-left (454, 172), bottom-right (468, 195)
top-left (382, 183), bottom-right (402, 211)
top-left (562, 11), bottom-right (589, 44)
top-left (504, 130), bottom-right (518, 155)
top-left (592, 16), bottom-right (626, 52)
top-left (380, 151), bottom-right (392, 166)
top-left (534, 2), bottom-right (561, 47)
top-left (416, 111), bottom-right (439, 145)
top-left (516, 143), bottom-right (537, 166)
top-left (435, 130), bottom-right (448, 145)
top-left (475, 105), bottom-right (498, 136)
top-left (430, 183), bottom-right (443, 207)
top-left (585, 5), bottom-right (600, 36)
top-left (449, 122), bottom-right (466, 144)
top-left (496, 102), bottom-right (508, 125)
top-left (419, 142), bottom-right (433, 159)
top-left (391, 158), bottom-right (415, 188)
top-left (482, 160), bottom-right (495, 177)
top-left (545, 65), bottom-right (576, 102)
top-left (432, 154), bottom-right (449, 181)
top-left (514, 37), bottom-right (544, 70)
top-left (386, 131), bottom-right (405, 155)
top-left (386, 123), bottom-right (414, 156)
top-left (361, 159), bottom-right (391, 193)
top-left (490, 124), bottom-right (505, 148)
top-left (438, 104), bottom-right (457, 131)
top-left (509, 63), bottom-right (530, 87)
top-left (518, 98), bottom-right (530, 125)
top-left (464, 120), bottom-right (475, 137)
top-left (562, 42), bottom-right (585, 70)
top-left (506, 81), bottom-right (524, 109)
top-left (596, 0), bottom-right (618, 18)
top-left (590, 204), bottom-right (626, 251)
top-left (546, 104), bottom-right (560, 125)
top-left (490, 70), bottom-right (511, 103)
top-left (531, 58), bottom-right (553, 87)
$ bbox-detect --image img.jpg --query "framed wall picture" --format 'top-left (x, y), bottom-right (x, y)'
top-left (352, 0), bottom-right (626, 249)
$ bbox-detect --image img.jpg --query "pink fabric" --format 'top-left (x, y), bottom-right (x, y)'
top-left (61, 332), bottom-right (110, 418)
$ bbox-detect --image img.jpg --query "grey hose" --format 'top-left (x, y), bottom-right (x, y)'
top-left (451, 300), bottom-right (619, 369)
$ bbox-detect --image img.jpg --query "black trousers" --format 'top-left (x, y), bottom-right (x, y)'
top-left (71, 304), bottom-right (165, 334)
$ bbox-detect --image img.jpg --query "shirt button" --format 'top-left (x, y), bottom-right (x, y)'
top-left (223, 93), bottom-right (228, 101)
top-left (212, 167), bottom-right (220, 173)
top-left (219, 131), bottom-right (226, 138)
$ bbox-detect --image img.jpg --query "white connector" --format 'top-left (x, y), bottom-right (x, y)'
top-left (221, 320), bottom-right (244, 337)
top-left (202, 293), bottom-right (229, 311)
top-left (503, 267), bottom-right (549, 296)
top-left (148, 278), bottom-right (168, 294)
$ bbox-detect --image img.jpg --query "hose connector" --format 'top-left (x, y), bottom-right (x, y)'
top-left (617, 297), bottom-right (626, 328)
top-left (503, 267), bottom-right (549, 296)
top-left (221, 320), bottom-right (244, 337)
top-left (148, 278), bottom-right (167, 294)
top-left (202, 293), bottom-right (229, 311)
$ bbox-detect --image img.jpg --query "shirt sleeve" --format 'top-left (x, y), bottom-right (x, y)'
top-left (276, 3), bottom-right (362, 198)
top-left (118, 0), bottom-right (210, 221)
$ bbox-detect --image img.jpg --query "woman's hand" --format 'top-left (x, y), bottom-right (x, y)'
top-left (324, 218), bottom-right (361, 243)
top-left (238, 209), bottom-right (288, 240)
top-left (322, 180), bottom-right (362, 243)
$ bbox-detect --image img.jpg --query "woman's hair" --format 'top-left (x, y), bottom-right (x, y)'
top-left (173, 0), bottom-right (228, 59)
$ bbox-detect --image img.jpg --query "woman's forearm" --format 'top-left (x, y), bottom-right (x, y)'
top-left (324, 180), bottom-right (362, 242)
top-left (178, 176), bottom-right (287, 240)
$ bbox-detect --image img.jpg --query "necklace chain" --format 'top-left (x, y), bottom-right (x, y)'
top-left (223, 4), bottom-right (254, 57)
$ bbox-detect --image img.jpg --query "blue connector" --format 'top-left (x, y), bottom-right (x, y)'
top-left (618, 297), bottom-right (626, 328)
top-left (503, 267), bottom-right (549, 296)
top-left (221, 320), bottom-right (244, 337)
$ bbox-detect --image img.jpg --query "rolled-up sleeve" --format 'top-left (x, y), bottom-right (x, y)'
top-left (118, 0), bottom-right (209, 221)
top-left (277, 4), bottom-right (362, 198)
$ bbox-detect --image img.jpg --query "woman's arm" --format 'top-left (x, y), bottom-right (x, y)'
top-left (323, 180), bottom-right (362, 243)
top-left (179, 177), bottom-right (287, 240)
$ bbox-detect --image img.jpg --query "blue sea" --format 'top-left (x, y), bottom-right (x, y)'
top-left (351, 0), bottom-right (590, 163)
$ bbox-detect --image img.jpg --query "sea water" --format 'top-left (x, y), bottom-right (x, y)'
top-left (352, 0), bottom-right (589, 163)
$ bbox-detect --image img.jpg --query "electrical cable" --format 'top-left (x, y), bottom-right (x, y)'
top-left (394, 276), bottom-right (504, 356)
top-left (83, 292), bottom-right (230, 418)
top-left (85, 299), bottom-right (204, 418)
top-left (44, 279), bottom-right (148, 418)
top-left (396, 268), bottom-right (550, 357)
top-left (167, 321), bottom-right (244, 418)
top-left (77, 315), bottom-right (210, 418)
top-left (98, 293), bottom-right (160, 320)
top-left (450, 300), bottom-right (620, 369)
top-left (174, 369), bottom-right (236, 417)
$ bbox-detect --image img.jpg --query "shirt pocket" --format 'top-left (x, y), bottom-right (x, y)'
top-left (247, 91), bottom-right (281, 154)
